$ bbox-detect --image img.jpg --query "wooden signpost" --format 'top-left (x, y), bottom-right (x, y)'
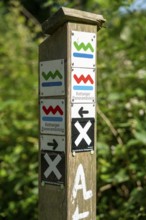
top-left (39, 7), bottom-right (105, 220)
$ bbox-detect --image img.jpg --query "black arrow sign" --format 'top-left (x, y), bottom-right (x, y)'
top-left (47, 139), bottom-right (58, 150)
top-left (78, 107), bottom-right (89, 118)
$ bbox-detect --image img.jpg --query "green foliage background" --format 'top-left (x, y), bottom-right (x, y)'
top-left (0, 0), bottom-right (146, 219)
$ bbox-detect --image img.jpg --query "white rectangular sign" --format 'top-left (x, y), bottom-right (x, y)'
top-left (40, 99), bottom-right (65, 135)
top-left (71, 103), bottom-right (95, 119)
top-left (40, 135), bottom-right (65, 152)
top-left (71, 31), bottom-right (96, 68)
top-left (40, 59), bottom-right (65, 96)
top-left (71, 68), bottom-right (95, 103)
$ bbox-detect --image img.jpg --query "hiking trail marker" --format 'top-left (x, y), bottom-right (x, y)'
top-left (39, 7), bottom-right (105, 220)
top-left (71, 68), bottom-right (95, 103)
top-left (71, 31), bottom-right (96, 68)
top-left (40, 98), bottom-right (65, 134)
top-left (40, 59), bottom-right (65, 96)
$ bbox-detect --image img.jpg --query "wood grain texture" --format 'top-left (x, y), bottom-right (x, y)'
top-left (42, 7), bottom-right (105, 35)
top-left (66, 23), bottom-right (97, 220)
top-left (39, 24), bottom-right (67, 220)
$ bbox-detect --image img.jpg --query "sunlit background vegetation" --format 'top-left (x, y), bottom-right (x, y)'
top-left (0, 0), bottom-right (146, 219)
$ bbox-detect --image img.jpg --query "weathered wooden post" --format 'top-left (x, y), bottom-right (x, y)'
top-left (39, 7), bottom-right (105, 220)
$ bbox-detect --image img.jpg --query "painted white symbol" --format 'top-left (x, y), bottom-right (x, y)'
top-left (44, 153), bottom-right (62, 180)
top-left (72, 164), bottom-right (93, 201)
top-left (74, 121), bottom-right (92, 146)
top-left (72, 206), bottom-right (89, 220)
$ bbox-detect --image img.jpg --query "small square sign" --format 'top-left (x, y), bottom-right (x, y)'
top-left (40, 98), bottom-right (65, 135)
top-left (71, 31), bottom-right (96, 68)
top-left (72, 118), bottom-right (94, 152)
top-left (40, 59), bottom-right (65, 97)
top-left (71, 103), bottom-right (95, 119)
top-left (40, 135), bottom-right (65, 152)
top-left (71, 68), bottom-right (95, 103)
top-left (41, 151), bottom-right (65, 185)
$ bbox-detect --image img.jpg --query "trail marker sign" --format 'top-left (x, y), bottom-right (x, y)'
top-left (71, 31), bottom-right (96, 68)
top-left (40, 59), bottom-right (65, 97)
top-left (72, 118), bottom-right (94, 152)
top-left (71, 68), bottom-right (95, 103)
top-left (41, 151), bottom-right (65, 185)
top-left (71, 103), bottom-right (95, 119)
top-left (40, 135), bottom-right (65, 152)
top-left (40, 98), bottom-right (65, 135)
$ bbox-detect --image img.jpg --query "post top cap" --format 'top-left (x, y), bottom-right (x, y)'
top-left (42, 7), bottom-right (105, 35)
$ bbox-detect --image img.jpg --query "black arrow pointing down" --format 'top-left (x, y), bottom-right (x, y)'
top-left (78, 107), bottom-right (89, 118)
top-left (47, 139), bottom-right (58, 150)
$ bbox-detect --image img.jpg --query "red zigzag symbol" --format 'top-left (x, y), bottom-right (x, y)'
top-left (73, 74), bottom-right (94, 84)
top-left (42, 105), bottom-right (63, 115)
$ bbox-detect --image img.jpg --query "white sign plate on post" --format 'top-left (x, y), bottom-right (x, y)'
top-left (40, 59), bottom-right (65, 96)
top-left (71, 103), bottom-right (95, 119)
top-left (40, 135), bottom-right (65, 152)
top-left (40, 98), bottom-right (65, 135)
top-left (71, 31), bottom-right (96, 68)
top-left (71, 68), bottom-right (95, 103)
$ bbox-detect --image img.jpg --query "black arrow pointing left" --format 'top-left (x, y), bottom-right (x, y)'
top-left (78, 107), bottom-right (89, 118)
top-left (47, 139), bottom-right (58, 150)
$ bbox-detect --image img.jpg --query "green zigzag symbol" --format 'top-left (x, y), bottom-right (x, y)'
top-left (74, 41), bottom-right (94, 52)
top-left (42, 70), bottom-right (62, 81)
